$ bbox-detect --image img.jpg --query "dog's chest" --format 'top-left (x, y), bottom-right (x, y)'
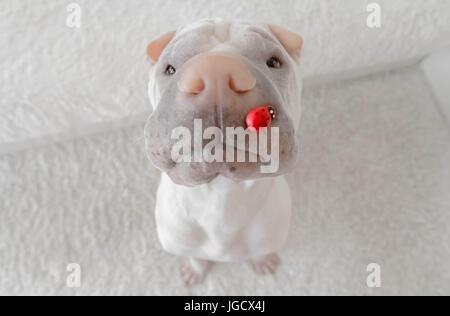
top-left (158, 174), bottom-right (271, 227)
top-left (155, 173), bottom-right (292, 261)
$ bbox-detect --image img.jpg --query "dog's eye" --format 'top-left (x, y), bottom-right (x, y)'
top-left (266, 57), bottom-right (282, 69)
top-left (165, 64), bottom-right (176, 76)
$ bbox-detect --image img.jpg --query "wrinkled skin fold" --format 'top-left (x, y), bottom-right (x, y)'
top-left (145, 21), bottom-right (302, 186)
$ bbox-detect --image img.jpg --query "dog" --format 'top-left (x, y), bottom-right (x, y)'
top-left (145, 19), bottom-right (303, 285)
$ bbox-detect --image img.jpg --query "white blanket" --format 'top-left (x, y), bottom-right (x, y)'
top-left (1, 66), bottom-right (449, 295)
top-left (1, 0), bottom-right (450, 154)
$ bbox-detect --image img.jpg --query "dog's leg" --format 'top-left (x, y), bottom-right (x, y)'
top-left (249, 253), bottom-right (281, 275)
top-left (180, 257), bottom-right (212, 286)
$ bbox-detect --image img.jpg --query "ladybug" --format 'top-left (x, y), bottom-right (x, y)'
top-left (246, 106), bottom-right (276, 132)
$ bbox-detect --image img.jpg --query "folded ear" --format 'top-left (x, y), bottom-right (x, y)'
top-left (269, 25), bottom-right (303, 58)
top-left (146, 31), bottom-right (176, 64)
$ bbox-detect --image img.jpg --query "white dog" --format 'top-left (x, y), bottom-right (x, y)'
top-left (145, 19), bottom-right (303, 285)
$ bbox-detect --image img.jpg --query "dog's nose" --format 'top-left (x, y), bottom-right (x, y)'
top-left (178, 55), bottom-right (256, 96)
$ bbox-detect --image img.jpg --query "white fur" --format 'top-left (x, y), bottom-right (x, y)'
top-left (156, 173), bottom-right (291, 262)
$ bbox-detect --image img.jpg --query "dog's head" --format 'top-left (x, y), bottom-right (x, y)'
top-left (145, 19), bottom-right (303, 186)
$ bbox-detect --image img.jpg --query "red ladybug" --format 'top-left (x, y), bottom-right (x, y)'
top-left (246, 106), bottom-right (276, 132)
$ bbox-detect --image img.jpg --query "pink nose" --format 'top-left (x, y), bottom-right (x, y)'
top-left (178, 55), bottom-right (256, 96)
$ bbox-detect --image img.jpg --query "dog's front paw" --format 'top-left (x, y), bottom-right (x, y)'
top-left (180, 257), bottom-right (211, 286)
top-left (249, 253), bottom-right (281, 275)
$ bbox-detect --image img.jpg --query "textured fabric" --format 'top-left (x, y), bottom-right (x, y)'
top-left (1, 66), bottom-right (449, 295)
top-left (1, 0), bottom-right (450, 154)
top-left (421, 48), bottom-right (450, 124)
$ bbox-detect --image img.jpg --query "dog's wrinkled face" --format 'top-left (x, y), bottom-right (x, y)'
top-left (145, 20), bottom-right (303, 186)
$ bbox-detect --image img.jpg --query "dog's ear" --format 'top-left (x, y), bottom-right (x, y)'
top-left (269, 25), bottom-right (303, 58)
top-left (147, 31), bottom-right (176, 64)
